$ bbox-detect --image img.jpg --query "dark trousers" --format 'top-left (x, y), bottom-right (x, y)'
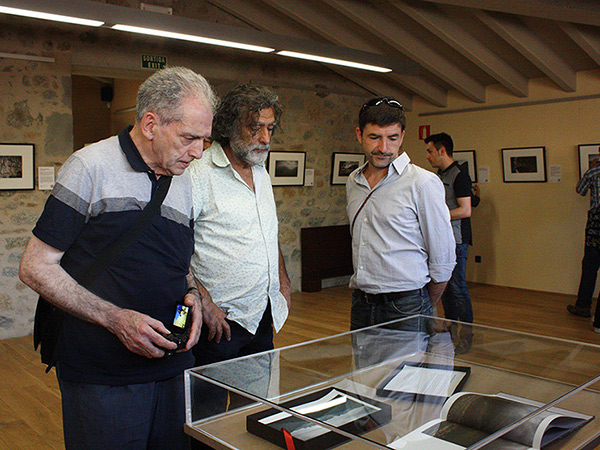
top-left (576, 245), bottom-right (600, 328)
top-left (191, 305), bottom-right (274, 439)
top-left (58, 374), bottom-right (188, 450)
top-left (193, 304), bottom-right (274, 367)
top-left (442, 243), bottom-right (474, 324)
top-left (350, 288), bottom-right (433, 369)
top-left (350, 287), bottom-right (432, 332)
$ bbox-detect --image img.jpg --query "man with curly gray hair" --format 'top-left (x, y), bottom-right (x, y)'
top-left (20, 66), bottom-right (216, 449)
top-left (189, 84), bottom-right (290, 375)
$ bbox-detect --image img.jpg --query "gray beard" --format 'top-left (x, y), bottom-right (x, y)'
top-left (230, 137), bottom-right (269, 166)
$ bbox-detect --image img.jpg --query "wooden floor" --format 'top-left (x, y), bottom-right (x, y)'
top-left (2, 283), bottom-right (600, 449)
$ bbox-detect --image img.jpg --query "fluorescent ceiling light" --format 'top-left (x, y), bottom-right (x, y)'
top-left (113, 24), bottom-right (274, 53)
top-left (277, 50), bottom-right (392, 73)
top-left (0, 5), bottom-right (103, 27)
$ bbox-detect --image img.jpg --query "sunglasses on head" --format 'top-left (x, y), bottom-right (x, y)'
top-left (359, 97), bottom-right (404, 115)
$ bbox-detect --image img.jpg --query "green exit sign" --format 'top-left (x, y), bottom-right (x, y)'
top-left (141, 55), bottom-right (167, 69)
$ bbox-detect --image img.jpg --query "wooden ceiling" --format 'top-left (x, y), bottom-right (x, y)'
top-left (200, 0), bottom-right (600, 109)
top-left (5, 0), bottom-right (600, 110)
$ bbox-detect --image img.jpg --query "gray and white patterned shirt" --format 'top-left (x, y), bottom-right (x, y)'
top-left (189, 142), bottom-right (288, 334)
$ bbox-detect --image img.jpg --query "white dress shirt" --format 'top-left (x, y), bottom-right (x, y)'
top-left (189, 142), bottom-right (288, 334)
top-left (346, 152), bottom-right (456, 294)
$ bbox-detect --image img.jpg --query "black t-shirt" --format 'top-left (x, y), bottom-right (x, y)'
top-left (33, 128), bottom-right (195, 385)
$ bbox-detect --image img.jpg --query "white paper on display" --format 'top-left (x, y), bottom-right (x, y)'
top-left (383, 365), bottom-right (465, 397)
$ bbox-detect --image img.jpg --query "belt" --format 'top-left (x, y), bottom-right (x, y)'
top-left (359, 288), bottom-right (424, 305)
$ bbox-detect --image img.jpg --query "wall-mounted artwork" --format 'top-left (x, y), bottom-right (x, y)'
top-left (454, 150), bottom-right (477, 183)
top-left (0, 144), bottom-right (35, 190)
top-left (331, 152), bottom-right (366, 185)
top-left (578, 144), bottom-right (600, 178)
top-left (501, 147), bottom-right (546, 183)
top-left (267, 151), bottom-right (306, 186)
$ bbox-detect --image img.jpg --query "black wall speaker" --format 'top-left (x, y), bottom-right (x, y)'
top-left (101, 85), bottom-right (114, 102)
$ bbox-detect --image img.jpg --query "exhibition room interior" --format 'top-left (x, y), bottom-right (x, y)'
top-left (3, 0), bottom-right (600, 447)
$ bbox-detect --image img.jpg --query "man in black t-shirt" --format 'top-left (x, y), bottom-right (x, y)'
top-left (426, 132), bottom-right (474, 354)
top-left (19, 67), bottom-right (217, 449)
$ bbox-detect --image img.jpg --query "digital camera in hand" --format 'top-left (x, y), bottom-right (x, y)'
top-left (163, 304), bottom-right (190, 358)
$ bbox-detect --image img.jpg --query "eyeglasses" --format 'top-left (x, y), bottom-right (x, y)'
top-left (359, 97), bottom-right (404, 115)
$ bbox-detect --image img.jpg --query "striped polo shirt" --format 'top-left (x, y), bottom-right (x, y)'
top-left (33, 127), bottom-right (195, 385)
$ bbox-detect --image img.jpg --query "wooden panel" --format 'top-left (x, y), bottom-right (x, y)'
top-left (300, 225), bottom-right (353, 292)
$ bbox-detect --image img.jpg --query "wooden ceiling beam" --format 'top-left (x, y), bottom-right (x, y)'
top-left (560, 22), bottom-right (600, 67)
top-left (389, 0), bottom-right (529, 97)
top-left (475, 10), bottom-right (576, 92)
top-left (420, 0), bottom-right (600, 27)
top-left (325, 0), bottom-right (486, 103)
top-left (259, 0), bottom-right (447, 107)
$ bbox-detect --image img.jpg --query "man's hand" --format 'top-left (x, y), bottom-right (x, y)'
top-left (182, 288), bottom-right (203, 351)
top-left (279, 246), bottom-right (292, 309)
top-left (107, 309), bottom-right (177, 358)
top-left (201, 291), bottom-right (230, 343)
top-left (427, 281), bottom-right (448, 309)
top-left (280, 283), bottom-right (292, 309)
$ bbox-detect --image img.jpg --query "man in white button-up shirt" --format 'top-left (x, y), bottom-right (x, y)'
top-left (189, 85), bottom-right (291, 374)
top-left (346, 97), bottom-right (455, 334)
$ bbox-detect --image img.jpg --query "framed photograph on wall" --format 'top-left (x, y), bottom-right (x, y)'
top-left (501, 147), bottom-right (546, 183)
top-left (453, 150), bottom-right (477, 182)
top-left (267, 151), bottom-right (306, 186)
top-left (0, 143), bottom-right (35, 190)
top-left (578, 144), bottom-right (600, 178)
top-left (331, 152), bottom-right (365, 185)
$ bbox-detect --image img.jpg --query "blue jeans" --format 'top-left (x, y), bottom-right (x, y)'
top-left (442, 243), bottom-right (473, 324)
top-left (576, 245), bottom-right (600, 328)
top-left (58, 374), bottom-right (188, 450)
top-left (350, 288), bottom-right (432, 332)
top-left (350, 288), bottom-right (433, 369)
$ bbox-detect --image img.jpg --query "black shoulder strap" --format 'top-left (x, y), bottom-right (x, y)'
top-left (80, 175), bottom-right (172, 286)
top-left (351, 189), bottom-right (376, 233)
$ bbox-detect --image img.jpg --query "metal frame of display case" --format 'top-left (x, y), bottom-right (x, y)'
top-left (185, 315), bottom-right (600, 449)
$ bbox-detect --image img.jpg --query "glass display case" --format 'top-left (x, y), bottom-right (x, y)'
top-left (185, 315), bottom-right (600, 449)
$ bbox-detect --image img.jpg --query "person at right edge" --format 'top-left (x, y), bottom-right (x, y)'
top-left (346, 97), bottom-right (455, 339)
top-left (425, 132), bottom-right (474, 354)
top-left (568, 150), bottom-right (600, 333)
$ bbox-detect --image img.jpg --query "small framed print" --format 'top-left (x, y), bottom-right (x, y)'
top-left (453, 150), bottom-right (477, 182)
top-left (330, 153), bottom-right (365, 185)
top-left (267, 151), bottom-right (306, 186)
top-left (0, 143), bottom-right (35, 190)
top-left (578, 144), bottom-right (600, 178)
top-left (501, 147), bottom-right (546, 183)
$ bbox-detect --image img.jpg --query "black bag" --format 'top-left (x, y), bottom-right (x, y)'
top-left (32, 175), bottom-right (172, 371)
top-left (33, 297), bottom-right (65, 371)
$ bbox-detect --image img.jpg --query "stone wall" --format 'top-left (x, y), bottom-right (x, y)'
top-left (0, 76), bottom-right (362, 339)
top-left (269, 89), bottom-right (363, 292)
top-left (0, 5), bottom-right (368, 339)
top-left (0, 57), bottom-right (73, 339)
